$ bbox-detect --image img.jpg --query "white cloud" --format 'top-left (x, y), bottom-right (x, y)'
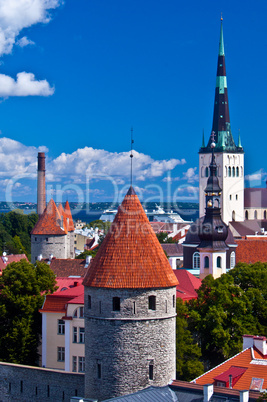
top-left (0, 72), bottom-right (54, 97)
top-left (182, 167), bottom-right (198, 183)
top-left (0, 0), bottom-right (62, 56)
top-left (245, 171), bottom-right (264, 183)
top-left (49, 148), bottom-right (184, 182)
top-left (16, 36), bottom-right (35, 47)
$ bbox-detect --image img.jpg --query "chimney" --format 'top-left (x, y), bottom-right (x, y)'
top-left (239, 390), bottom-right (249, 402)
top-left (37, 152), bottom-right (46, 216)
top-left (243, 334), bottom-right (254, 350)
top-left (203, 384), bottom-right (213, 402)
top-left (229, 374), bottom-right (232, 389)
top-left (253, 336), bottom-right (267, 355)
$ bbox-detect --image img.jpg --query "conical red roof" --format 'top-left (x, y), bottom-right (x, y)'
top-left (31, 199), bottom-right (66, 235)
top-left (83, 187), bottom-right (178, 289)
top-left (64, 201), bottom-right (75, 231)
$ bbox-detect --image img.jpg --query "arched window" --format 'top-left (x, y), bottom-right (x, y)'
top-left (232, 167), bottom-right (235, 177)
top-left (236, 167), bottom-right (239, 177)
top-left (204, 256), bottom-right (209, 268)
top-left (245, 210), bottom-right (248, 220)
top-left (217, 256), bottom-right (222, 268)
top-left (232, 210), bottom-right (235, 221)
top-left (230, 252), bottom-right (235, 269)
top-left (193, 252), bottom-right (200, 269)
top-left (264, 210), bottom-right (267, 220)
top-left (214, 198), bottom-right (220, 208)
top-left (228, 167), bottom-right (231, 177)
top-left (73, 307), bottom-right (84, 318)
top-left (254, 210), bottom-right (258, 219)
top-left (205, 167), bottom-right (209, 177)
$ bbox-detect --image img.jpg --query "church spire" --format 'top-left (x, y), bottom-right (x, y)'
top-left (201, 18), bottom-right (242, 153)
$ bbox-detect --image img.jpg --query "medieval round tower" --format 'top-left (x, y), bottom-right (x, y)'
top-left (83, 186), bottom-right (178, 401)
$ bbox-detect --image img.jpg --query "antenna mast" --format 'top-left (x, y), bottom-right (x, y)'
top-left (130, 127), bottom-right (134, 186)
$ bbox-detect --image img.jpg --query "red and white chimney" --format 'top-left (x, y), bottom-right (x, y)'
top-left (37, 152), bottom-right (46, 216)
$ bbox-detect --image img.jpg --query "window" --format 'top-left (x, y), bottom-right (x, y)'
top-left (228, 167), bottom-right (231, 177)
top-left (245, 210), bottom-right (248, 220)
top-left (97, 362), bottom-right (102, 379)
top-left (229, 194), bottom-right (232, 200)
top-left (236, 194), bottom-right (238, 200)
top-left (133, 301), bottom-right (136, 314)
top-left (57, 347), bottom-right (65, 362)
top-left (113, 297), bottom-right (120, 311)
top-left (265, 210), bottom-right (267, 220)
top-left (79, 307), bottom-right (84, 318)
top-left (149, 364), bottom-right (154, 380)
top-left (205, 167), bottom-right (209, 177)
top-left (73, 309), bottom-right (77, 318)
top-left (73, 307), bottom-right (84, 318)
top-left (72, 356), bottom-right (77, 372)
top-left (254, 210), bottom-right (258, 219)
top-left (58, 319), bottom-right (65, 335)
top-left (73, 327), bottom-right (77, 343)
top-left (78, 357), bottom-right (85, 373)
top-left (173, 295), bottom-right (175, 308)
top-left (79, 327), bottom-right (85, 343)
top-left (193, 252), bottom-right (200, 269)
top-left (236, 166), bottom-right (239, 177)
top-left (230, 252), bottom-right (235, 269)
top-left (217, 256), bottom-right (222, 268)
top-left (88, 295), bottom-right (91, 309)
top-left (232, 210), bottom-right (235, 221)
top-left (99, 301), bottom-right (102, 314)
top-left (148, 295), bottom-right (156, 310)
top-left (232, 167), bottom-right (235, 177)
top-left (204, 256), bottom-right (209, 268)
top-left (35, 237), bottom-right (37, 241)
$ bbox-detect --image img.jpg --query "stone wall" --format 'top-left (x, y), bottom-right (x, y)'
top-left (84, 287), bottom-right (176, 401)
top-left (0, 361), bottom-right (84, 402)
top-left (31, 234), bottom-right (69, 263)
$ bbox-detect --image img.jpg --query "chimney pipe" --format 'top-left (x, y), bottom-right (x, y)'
top-left (37, 152), bottom-right (46, 216)
top-left (229, 374), bottom-right (232, 389)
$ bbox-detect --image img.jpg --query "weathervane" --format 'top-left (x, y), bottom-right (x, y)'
top-left (130, 127), bottom-right (134, 186)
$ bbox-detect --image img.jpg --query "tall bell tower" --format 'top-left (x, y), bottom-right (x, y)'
top-left (199, 18), bottom-right (244, 224)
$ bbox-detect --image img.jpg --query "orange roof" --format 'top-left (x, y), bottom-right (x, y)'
top-left (49, 258), bottom-right (87, 277)
top-left (83, 186), bottom-right (178, 289)
top-left (64, 201), bottom-right (75, 231)
top-left (236, 239), bottom-right (267, 264)
top-left (31, 199), bottom-right (75, 236)
top-left (41, 284), bottom-right (84, 313)
top-left (194, 347), bottom-right (267, 390)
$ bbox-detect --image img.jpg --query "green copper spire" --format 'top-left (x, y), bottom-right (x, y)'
top-left (238, 130), bottom-right (242, 148)
top-left (219, 17), bottom-right (225, 56)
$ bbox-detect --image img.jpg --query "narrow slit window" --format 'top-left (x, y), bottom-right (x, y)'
top-left (113, 297), bottom-right (120, 311)
top-left (149, 364), bottom-right (154, 380)
top-left (148, 296), bottom-right (156, 310)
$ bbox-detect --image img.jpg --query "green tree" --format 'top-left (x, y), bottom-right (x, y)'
top-left (156, 232), bottom-right (175, 243)
top-left (187, 264), bottom-right (267, 369)
top-left (176, 298), bottom-right (204, 380)
top-left (76, 248), bottom-right (98, 259)
top-left (0, 259), bottom-right (57, 365)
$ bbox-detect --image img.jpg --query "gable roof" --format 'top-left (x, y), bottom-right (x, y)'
top-left (236, 238), bottom-right (267, 264)
top-left (161, 243), bottom-right (183, 257)
top-left (40, 284), bottom-right (84, 313)
top-left (0, 254), bottom-right (28, 274)
top-left (83, 186), bottom-right (179, 289)
top-left (194, 346), bottom-right (267, 391)
top-left (48, 258), bottom-right (87, 277)
top-left (173, 269), bottom-right (201, 301)
top-left (31, 199), bottom-right (75, 236)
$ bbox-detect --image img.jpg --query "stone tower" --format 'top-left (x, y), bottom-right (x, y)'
top-left (83, 186), bottom-right (178, 401)
top-left (198, 137), bottom-right (229, 280)
top-left (199, 19), bottom-right (244, 224)
top-left (31, 199), bottom-right (75, 263)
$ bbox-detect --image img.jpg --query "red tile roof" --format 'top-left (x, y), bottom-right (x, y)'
top-left (31, 199), bottom-right (75, 236)
top-left (236, 238), bottom-right (267, 264)
top-left (161, 243), bottom-right (183, 257)
top-left (41, 284), bottom-right (84, 313)
top-left (64, 201), bottom-right (75, 231)
top-left (194, 346), bottom-right (267, 390)
top-left (49, 258), bottom-right (87, 277)
top-left (83, 186), bottom-right (179, 289)
top-left (0, 254), bottom-right (28, 274)
top-left (55, 277), bottom-right (83, 291)
top-left (173, 269), bottom-right (201, 301)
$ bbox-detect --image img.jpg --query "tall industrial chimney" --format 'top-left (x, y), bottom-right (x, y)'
top-left (37, 152), bottom-right (46, 215)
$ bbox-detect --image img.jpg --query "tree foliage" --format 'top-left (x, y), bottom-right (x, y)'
top-left (187, 262), bottom-right (267, 369)
top-left (0, 259), bottom-right (57, 365)
top-left (156, 232), bottom-right (175, 243)
top-left (75, 248), bottom-right (98, 259)
top-left (176, 298), bottom-right (204, 380)
top-left (0, 211), bottom-right (38, 258)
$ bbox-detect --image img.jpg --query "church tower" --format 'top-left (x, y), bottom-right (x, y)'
top-left (83, 186), bottom-right (178, 401)
top-left (199, 19), bottom-right (244, 224)
top-left (198, 136), bottom-right (228, 280)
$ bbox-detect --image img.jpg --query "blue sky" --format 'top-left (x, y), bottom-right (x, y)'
top-left (0, 0), bottom-right (266, 205)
